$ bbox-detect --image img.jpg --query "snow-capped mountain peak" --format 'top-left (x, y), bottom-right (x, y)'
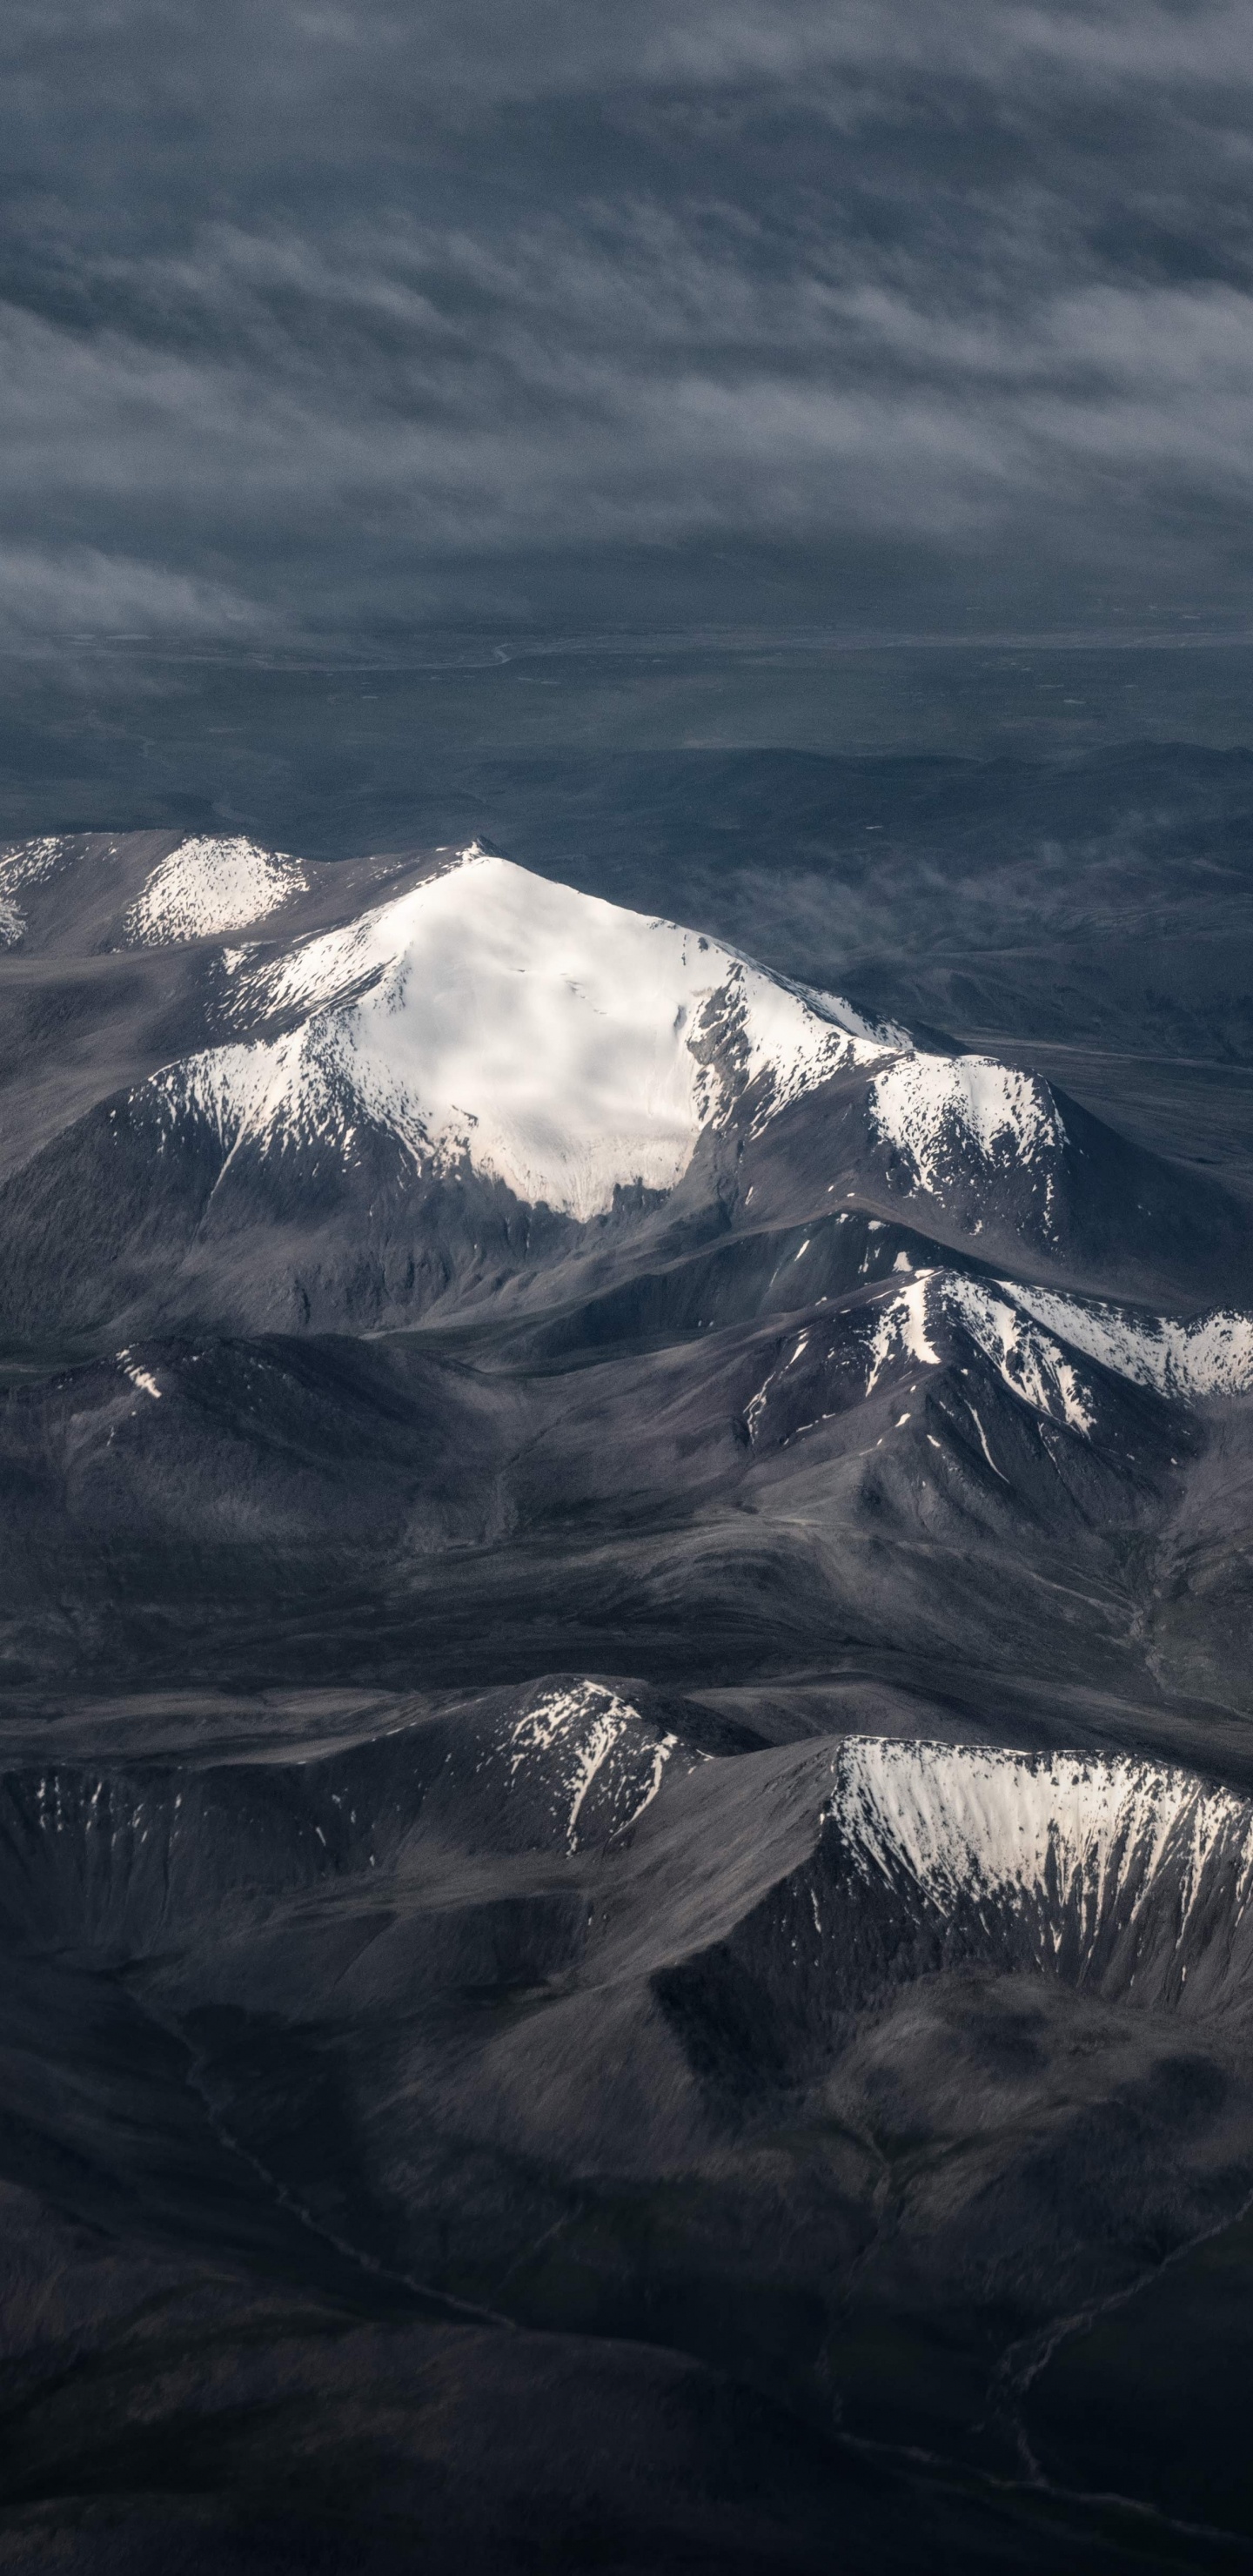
top-left (150, 845), bottom-right (903, 1221)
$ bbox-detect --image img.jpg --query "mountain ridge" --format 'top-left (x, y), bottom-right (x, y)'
top-left (4, 816), bottom-right (1253, 2568)
top-left (2, 831), bottom-right (1251, 1352)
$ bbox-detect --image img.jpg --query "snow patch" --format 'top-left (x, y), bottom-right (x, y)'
top-left (941, 1276), bottom-right (1096, 1434)
top-left (1002, 1283), bottom-right (1253, 1403)
top-left (502, 1680), bottom-right (678, 1851)
top-left (864, 1275), bottom-right (941, 1392)
top-left (117, 1350), bottom-right (162, 1400)
top-left (787, 980), bottom-right (912, 1056)
top-left (870, 1054), bottom-right (1066, 1225)
top-left (0, 835), bottom-right (72, 945)
top-left (124, 836), bottom-right (307, 945)
top-left (902, 1271), bottom-right (1253, 1422)
top-left (826, 1737), bottom-right (1253, 1972)
top-left (857, 1273), bottom-right (1095, 1433)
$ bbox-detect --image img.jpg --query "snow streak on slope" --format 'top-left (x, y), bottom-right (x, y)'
top-left (1003, 1282), bottom-right (1253, 1401)
top-left (940, 1276), bottom-right (1097, 1433)
top-left (150, 848), bottom-right (895, 1219)
top-left (863, 1275), bottom-right (942, 1391)
top-left (825, 1737), bottom-right (1253, 1986)
top-left (493, 1680), bottom-right (679, 1852)
top-left (869, 1055), bottom-right (1067, 1229)
top-left (124, 837), bottom-right (307, 945)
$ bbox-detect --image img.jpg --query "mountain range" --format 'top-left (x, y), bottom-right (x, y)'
top-left (3, 822), bottom-right (1253, 2571)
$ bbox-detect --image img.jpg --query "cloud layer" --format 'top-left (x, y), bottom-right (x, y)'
top-left (3, 0), bottom-right (1251, 635)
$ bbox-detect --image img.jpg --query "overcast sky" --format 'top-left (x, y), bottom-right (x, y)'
top-left (3, 0), bottom-right (1252, 643)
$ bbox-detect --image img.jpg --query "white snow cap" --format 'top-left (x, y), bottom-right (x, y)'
top-left (151, 844), bottom-right (899, 1220)
top-left (124, 836), bottom-right (308, 945)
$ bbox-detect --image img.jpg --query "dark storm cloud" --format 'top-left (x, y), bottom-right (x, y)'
top-left (2, 0), bottom-right (1251, 635)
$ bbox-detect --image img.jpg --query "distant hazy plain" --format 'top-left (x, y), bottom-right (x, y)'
top-left (3, 634), bottom-right (1252, 852)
